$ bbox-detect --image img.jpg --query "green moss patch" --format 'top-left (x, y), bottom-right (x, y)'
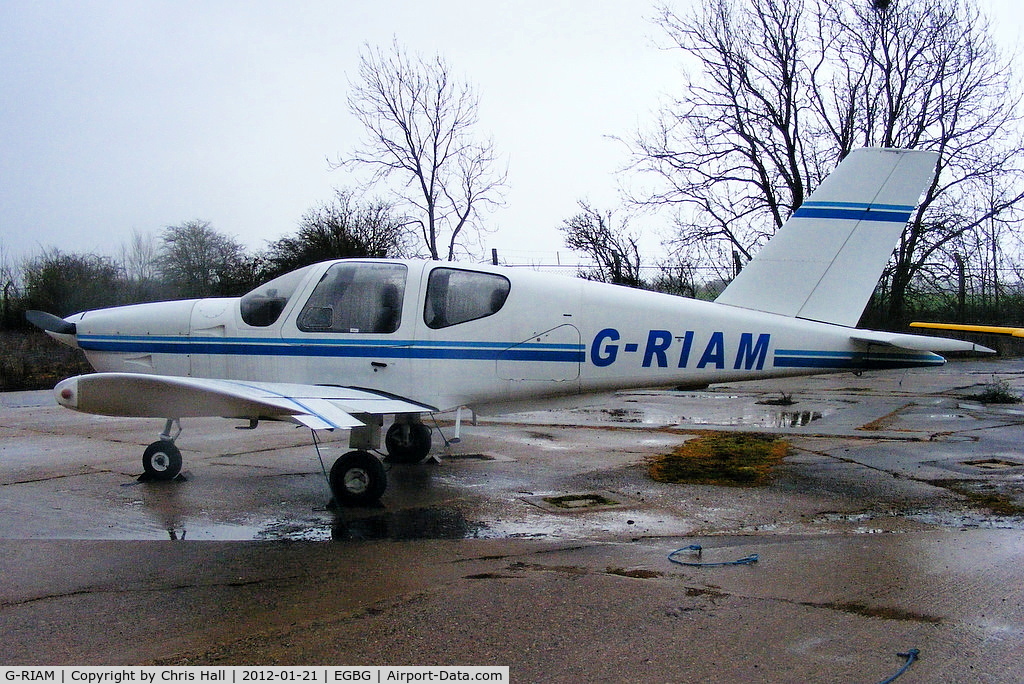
top-left (649, 432), bottom-right (790, 486)
top-left (929, 479), bottom-right (1024, 516)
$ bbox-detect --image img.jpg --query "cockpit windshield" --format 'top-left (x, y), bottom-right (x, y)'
top-left (296, 262), bottom-right (407, 334)
top-left (239, 265), bottom-right (314, 327)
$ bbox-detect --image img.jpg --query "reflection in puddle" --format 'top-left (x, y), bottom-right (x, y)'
top-left (331, 506), bottom-right (485, 541)
top-left (571, 395), bottom-right (832, 429)
top-left (601, 408), bottom-right (644, 423)
top-left (148, 507), bottom-right (486, 542)
top-left (691, 409), bottom-right (825, 428)
top-left (776, 410), bottom-right (823, 427)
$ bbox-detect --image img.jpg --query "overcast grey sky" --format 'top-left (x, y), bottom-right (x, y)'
top-left (1, 1), bottom-right (1020, 266)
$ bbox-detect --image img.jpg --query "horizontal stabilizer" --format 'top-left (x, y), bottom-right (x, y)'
top-left (850, 330), bottom-right (994, 354)
top-left (716, 149), bottom-right (939, 327)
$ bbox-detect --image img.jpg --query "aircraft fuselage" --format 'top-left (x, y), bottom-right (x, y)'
top-left (65, 259), bottom-right (942, 414)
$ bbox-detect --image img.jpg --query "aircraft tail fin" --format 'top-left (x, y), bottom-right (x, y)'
top-left (715, 148), bottom-right (938, 327)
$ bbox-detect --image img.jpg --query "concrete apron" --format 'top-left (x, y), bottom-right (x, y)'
top-left (1, 358), bottom-right (1023, 680)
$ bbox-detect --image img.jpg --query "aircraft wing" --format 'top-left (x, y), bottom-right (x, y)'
top-left (53, 372), bottom-right (437, 430)
top-left (910, 322), bottom-right (1024, 338)
top-left (850, 329), bottom-right (995, 354)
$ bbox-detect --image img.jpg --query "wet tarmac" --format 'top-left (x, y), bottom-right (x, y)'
top-left (2, 359), bottom-right (1024, 680)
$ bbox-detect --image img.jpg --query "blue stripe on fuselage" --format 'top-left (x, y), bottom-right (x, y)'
top-left (76, 335), bottom-right (587, 363)
top-left (773, 348), bottom-right (944, 369)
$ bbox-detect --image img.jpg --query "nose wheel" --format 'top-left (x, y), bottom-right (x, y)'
top-left (141, 418), bottom-right (183, 481)
top-left (142, 440), bottom-right (182, 481)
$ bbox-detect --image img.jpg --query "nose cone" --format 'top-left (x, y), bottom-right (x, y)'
top-left (54, 377), bottom-right (79, 409)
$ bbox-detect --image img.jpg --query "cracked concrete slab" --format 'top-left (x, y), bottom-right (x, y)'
top-left (1, 359), bottom-right (1024, 680)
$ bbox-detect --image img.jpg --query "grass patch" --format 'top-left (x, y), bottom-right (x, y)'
top-left (929, 479), bottom-right (1024, 516)
top-left (648, 432), bottom-right (790, 486)
top-left (971, 379), bottom-right (1022, 404)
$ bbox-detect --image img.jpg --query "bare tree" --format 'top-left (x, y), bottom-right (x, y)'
top-left (627, 0), bottom-right (815, 280)
top-left (118, 229), bottom-right (164, 302)
top-left (560, 202), bottom-right (646, 288)
top-left (343, 41), bottom-right (507, 261)
top-left (629, 0), bottom-right (1024, 322)
top-left (156, 220), bottom-right (250, 298)
top-left (120, 229), bottom-right (158, 283)
top-left (813, 0), bottom-right (1024, 321)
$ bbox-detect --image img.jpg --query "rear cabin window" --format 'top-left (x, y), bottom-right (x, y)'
top-left (424, 268), bottom-right (510, 329)
top-left (239, 265), bottom-right (313, 327)
top-left (297, 262), bottom-right (407, 333)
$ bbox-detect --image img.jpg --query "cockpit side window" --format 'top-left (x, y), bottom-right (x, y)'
top-left (297, 262), bottom-right (407, 334)
top-left (239, 266), bottom-right (313, 327)
top-left (424, 268), bottom-right (510, 329)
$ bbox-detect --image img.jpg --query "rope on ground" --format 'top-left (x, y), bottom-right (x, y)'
top-left (667, 544), bottom-right (759, 567)
top-left (877, 649), bottom-right (920, 684)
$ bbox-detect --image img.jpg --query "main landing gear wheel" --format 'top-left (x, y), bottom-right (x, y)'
top-left (142, 440), bottom-right (182, 481)
top-left (330, 450), bottom-right (387, 507)
top-left (385, 422), bottom-right (432, 464)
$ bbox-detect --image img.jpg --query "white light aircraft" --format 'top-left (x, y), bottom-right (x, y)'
top-left (28, 148), bottom-right (993, 506)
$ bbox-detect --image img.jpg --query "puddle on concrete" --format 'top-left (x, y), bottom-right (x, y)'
top-left (601, 408), bottom-right (645, 423)
top-left (906, 510), bottom-right (1024, 529)
top-left (775, 411), bottom-right (823, 427)
top-left (127, 506), bottom-right (488, 542)
top-left (808, 512), bottom-right (895, 535)
top-left (0, 391), bottom-right (54, 409)
top-left (332, 506), bottom-right (485, 541)
top-left (808, 508), bottom-right (1024, 533)
top-left (566, 401), bottom-right (831, 429)
top-left (689, 408), bottom-right (826, 428)
top-left (150, 517), bottom-right (334, 542)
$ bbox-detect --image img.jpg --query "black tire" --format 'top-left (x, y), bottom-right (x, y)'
top-left (385, 421), bottom-right (432, 463)
top-left (142, 440), bottom-right (182, 481)
top-left (329, 450), bottom-right (387, 506)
